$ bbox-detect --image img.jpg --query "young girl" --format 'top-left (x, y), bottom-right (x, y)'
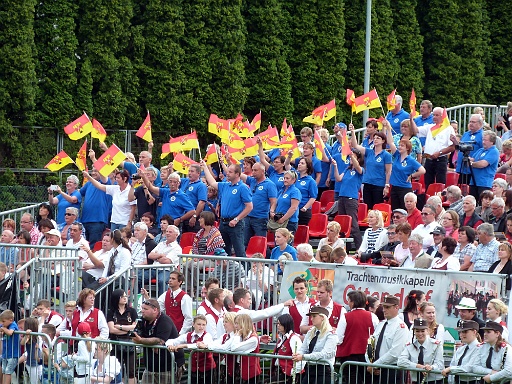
top-left (166, 315), bottom-right (216, 384)
top-left (72, 322), bottom-right (96, 384)
top-left (89, 337), bottom-right (122, 384)
top-left (20, 317), bottom-right (42, 384)
top-left (413, 302), bottom-right (445, 343)
top-left (229, 314), bottom-right (261, 384)
top-left (472, 321), bottom-right (512, 383)
top-left (271, 314), bottom-right (304, 384)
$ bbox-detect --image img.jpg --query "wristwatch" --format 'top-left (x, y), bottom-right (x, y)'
top-left (192, 214), bottom-right (197, 218)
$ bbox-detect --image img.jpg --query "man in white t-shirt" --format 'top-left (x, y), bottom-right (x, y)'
top-left (147, 225), bottom-right (181, 295)
top-left (81, 233), bottom-right (113, 289)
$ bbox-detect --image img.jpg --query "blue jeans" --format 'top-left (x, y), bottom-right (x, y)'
top-left (244, 217), bottom-right (268, 246)
top-left (110, 223), bottom-right (125, 231)
top-left (83, 222), bottom-right (106, 248)
top-left (220, 220), bottom-right (246, 258)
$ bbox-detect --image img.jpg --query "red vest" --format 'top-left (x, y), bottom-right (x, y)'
top-left (239, 333), bottom-right (261, 380)
top-left (46, 310), bottom-right (63, 325)
top-left (274, 333), bottom-right (303, 376)
top-left (204, 305), bottom-right (220, 324)
top-left (186, 332), bottom-right (216, 372)
top-left (164, 290), bottom-right (186, 332)
top-left (339, 309), bottom-right (374, 357)
top-left (199, 301), bottom-right (209, 313)
top-left (223, 333), bottom-right (236, 375)
top-left (289, 298), bottom-right (316, 334)
top-left (71, 308), bottom-right (100, 338)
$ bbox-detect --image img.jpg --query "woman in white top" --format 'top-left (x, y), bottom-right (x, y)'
top-left (89, 337), bottom-right (122, 383)
top-left (72, 322), bottom-right (96, 384)
top-left (429, 237), bottom-right (460, 271)
top-left (83, 169), bottom-right (136, 231)
top-left (392, 222), bottom-right (412, 265)
top-left (243, 257), bottom-right (275, 308)
top-left (99, 230), bottom-right (132, 283)
top-left (410, 302), bottom-right (445, 344)
top-left (317, 221), bottom-right (345, 251)
top-left (355, 210), bottom-right (387, 259)
top-left (486, 299), bottom-right (509, 340)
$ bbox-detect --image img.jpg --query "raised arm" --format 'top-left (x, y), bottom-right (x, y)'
top-left (384, 120), bottom-right (396, 153)
top-left (200, 160), bottom-right (218, 189)
top-left (349, 123), bottom-right (365, 155)
top-left (82, 171), bottom-right (107, 192)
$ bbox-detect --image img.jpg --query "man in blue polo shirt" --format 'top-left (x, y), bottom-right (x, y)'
top-left (386, 94), bottom-right (410, 135)
top-left (468, 131), bottom-right (499, 199)
top-left (413, 99), bottom-right (434, 147)
top-left (201, 161), bottom-right (253, 258)
top-left (80, 167), bottom-right (112, 247)
top-left (455, 114), bottom-right (484, 184)
top-left (180, 164), bottom-right (207, 233)
top-left (240, 162), bottom-right (277, 246)
top-left (139, 171), bottom-right (196, 229)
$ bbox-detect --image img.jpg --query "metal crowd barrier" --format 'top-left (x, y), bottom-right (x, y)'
top-left (0, 203), bottom-right (40, 232)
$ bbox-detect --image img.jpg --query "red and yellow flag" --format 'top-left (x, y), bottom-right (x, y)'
top-left (64, 113), bottom-right (93, 140)
top-left (281, 136), bottom-right (301, 159)
top-left (257, 124), bottom-right (280, 149)
top-left (45, 151), bottom-right (74, 172)
top-left (368, 117), bottom-right (385, 131)
top-left (136, 111), bottom-right (152, 142)
top-left (173, 152), bottom-right (198, 174)
top-left (340, 128), bottom-right (351, 161)
top-left (228, 137), bottom-right (259, 161)
top-left (430, 108), bottom-right (450, 138)
top-left (410, 89), bottom-right (419, 118)
top-left (228, 113), bottom-right (251, 137)
top-left (353, 89), bottom-right (382, 114)
top-left (280, 121), bottom-right (295, 142)
top-left (204, 144), bottom-right (219, 165)
top-left (93, 144), bottom-right (126, 177)
top-left (91, 119), bottom-right (107, 142)
top-left (303, 99), bottom-right (336, 125)
top-left (250, 111), bottom-right (262, 131)
top-left (222, 129), bottom-right (245, 149)
top-left (386, 89), bottom-right (397, 110)
top-left (162, 131), bottom-right (200, 156)
top-left (75, 140), bottom-right (88, 171)
top-left (313, 130), bottom-right (326, 159)
top-left (208, 114), bottom-right (229, 141)
top-left (346, 89), bottom-right (356, 112)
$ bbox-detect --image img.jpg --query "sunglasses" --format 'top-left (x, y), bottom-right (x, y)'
top-left (64, 213), bottom-right (76, 216)
top-left (143, 300), bottom-right (158, 309)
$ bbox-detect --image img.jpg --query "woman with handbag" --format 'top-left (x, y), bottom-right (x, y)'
top-left (270, 170), bottom-right (302, 233)
top-left (106, 289), bottom-right (138, 384)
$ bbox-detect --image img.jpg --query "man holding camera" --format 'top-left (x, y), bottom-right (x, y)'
top-left (468, 130), bottom-right (500, 199)
top-left (128, 168), bottom-right (158, 221)
top-left (454, 114), bottom-right (484, 183)
top-left (413, 107), bottom-right (456, 186)
top-left (132, 298), bottom-right (185, 384)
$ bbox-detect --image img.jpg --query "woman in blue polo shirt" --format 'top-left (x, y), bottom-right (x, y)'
top-left (332, 151), bottom-right (364, 249)
top-left (350, 125), bottom-right (392, 209)
top-left (294, 157), bottom-right (318, 225)
top-left (385, 121), bottom-right (426, 210)
top-left (271, 170), bottom-right (302, 233)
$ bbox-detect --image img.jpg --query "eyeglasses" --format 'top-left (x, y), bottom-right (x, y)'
top-left (421, 212), bottom-right (431, 216)
top-left (65, 213), bottom-right (76, 216)
top-left (392, 215), bottom-right (401, 219)
top-left (387, 232), bottom-right (396, 236)
top-left (142, 300), bottom-right (158, 309)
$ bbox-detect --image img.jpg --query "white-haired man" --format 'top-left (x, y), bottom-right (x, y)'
top-left (386, 95), bottom-right (410, 135)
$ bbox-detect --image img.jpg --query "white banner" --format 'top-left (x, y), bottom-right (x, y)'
top-left (280, 262), bottom-right (507, 328)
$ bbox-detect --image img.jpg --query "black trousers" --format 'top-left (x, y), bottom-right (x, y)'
top-left (390, 186), bottom-right (412, 211)
top-left (424, 156), bottom-right (448, 186)
top-left (301, 365), bottom-right (331, 384)
top-left (363, 183), bottom-right (385, 210)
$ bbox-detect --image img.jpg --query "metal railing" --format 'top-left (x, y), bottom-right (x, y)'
top-left (0, 203), bottom-right (40, 232)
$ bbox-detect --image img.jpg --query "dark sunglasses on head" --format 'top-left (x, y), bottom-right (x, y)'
top-left (143, 300), bottom-right (158, 309)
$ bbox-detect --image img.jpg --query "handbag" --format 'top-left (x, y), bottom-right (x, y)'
top-left (267, 213), bottom-right (289, 232)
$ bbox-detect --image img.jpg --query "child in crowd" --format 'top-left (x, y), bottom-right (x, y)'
top-left (229, 314), bottom-right (261, 384)
top-left (0, 309), bottom-right (20, 384)
top-left (20, 317), bottom-right (43, 384)
top-left (56, 300), bottom-right (76, 337)
top-left (90, 337), bottom-right (122, 383)
top-left (72, 322), bottom-right (96, 384)
top-left (166, 314), bottom-right (216, 384)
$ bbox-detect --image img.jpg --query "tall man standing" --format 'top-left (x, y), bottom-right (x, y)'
top-left (201, 161), bottom-right (253, 258)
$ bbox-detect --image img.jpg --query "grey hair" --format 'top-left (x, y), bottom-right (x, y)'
top-left (67, 175), bottom-right (79, 185)
top-left (493, 178), bottom-right (507, 190)
top-left (167, 225), bottom-right (180, 235)
top-left (463, 195), bottom-right (477, 206)
top-left (426, 195), bottom-right (442, 209)
top-left (404, 192), bottom-right (417, 203)
top-left (477, 223), bottom-right (494, 237)
top-left (168, 172), bottom-right (181, 182)
top-left (491, 197), bottom-right (505, 208)
top-left (446, 185), bottom-right (462, 199)
top-left (471, 113), bottom-right (484, 125)
top-left (395, 95), bottom-right (403, 106)
top-left (420, 100), bottom-right (433, 110)
top-left (66, 207), bottom-right (79, 216)
top-left (483, 130), bottom-right (497, 144)
top-left (134, 222), bottom-right (148, 232)
top-left (296, 243), bottom-right (314, 258)
top-left (409, 233), bottom-right (424, 245)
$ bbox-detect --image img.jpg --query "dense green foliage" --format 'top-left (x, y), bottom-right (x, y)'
top-left (0, 0), bottom-right (510, 185)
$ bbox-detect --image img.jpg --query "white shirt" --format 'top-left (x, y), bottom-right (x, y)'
top-left (157, 288), bottom-right (193, 335)
top-left (105, 185), bottom-right (136, 225)
top-left (89, 356), bottom-right (121, 382)
top-left (234, 303), bottom-right (285, 322)
top-left (76, 307), bottom-right (110, 339)
top-left (165, 331), bottom-right (214, 349)
top-left (151, 240), bottom-right (181, 267)
top-left (411, 221), bottom-right (438, 250)
top-left (102, 245), bottom-right (132, 278)
top-left (417, 123), bottom-right (455, 155)
top-left (66, 236), bottom-right (89, 261)
top-left (429, 255), bottom-right (461, 271)
top-left (300, 299), bottom-right (347, 328)
top-left (130, 240), bottom-right (148, 266)
top-left (205, 306), bottom-right (226, 340)
top-left (337, 308), bottom-right (379, 344)
top-left (83, 249), bottom-right (110, 279)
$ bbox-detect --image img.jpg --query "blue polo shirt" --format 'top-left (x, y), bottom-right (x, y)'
top-left (246, 177), bottom-right (278, 219)
top-left (362, 136), bottom-right (374, 150)
top-left (414, 114), bottom-right (434, 146)
top-left (180, 179), bottom-right (207, 208)
top-left (456, 129), bottom-right (484, 174)
top-left (267, 166), bottom-right (285, 191)
top-left (470, 146), bottom-right (499, 188)
top-left (217, 180), bottom-right (252, 219)
top-left (56, 191), bottom-right (82, 224)
top-left (339, 168), bottom-right (364, 199)
top-left (80, 179), bottom-right (112, 224)
top-left (2, 322), bottom-right (20, 358)
top-left (331, 140), bottom-right (343, 155)
top-left (330, 153), bottom-right (350, 193)
top-left (294, 157), bottom-right (322, 178)
top-left (295, 175), bottom-right (318, 208)
top-left (276, 185), bottom-right (302, 223)
top-left (386, 108), bottom-right (410, 135)
top-left (318, 148), bottom-right (332, 188)
top-left (362, 148), bottom-right (392, 187)
top-left (389, 151), bottom-right (422, 188)
top-left (159, 188), bottom-right (195, 219)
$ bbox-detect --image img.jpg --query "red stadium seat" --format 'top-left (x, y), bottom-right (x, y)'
top-left (324, 201), bottom-right (335, 213)
top-left (246, 236), bottom-right (267, 258)
top-left (266, 231), bottom-right (275, 249)
top-left (312, 201), bottom-right (321, 215)
top-left (293, 225), bottom-right (310, 247)
top-left (182, 246), bottom-right (192, 255)
top-left (412, 181), bottom-right (424, 195)
top-left (495, 173), bottom-right (506, 180)
top-left (373, 203), bottom-right (392, 227)
top-left (309, 213), bottom-right (328, 237)
top-left (320, 190), bottom-right (335, 213)
top-left (334, 215), bottom-right (352, 238)
top-left (425, 183), bottom-right (445, 197)
top-left (179, 232), bottom-right (196, 248)
top-left (357, 203), bottom-right (368, 227)
top-left (445, 172), bottom-right (459, 187)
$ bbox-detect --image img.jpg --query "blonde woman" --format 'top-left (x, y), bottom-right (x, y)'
top-left (317, 221), bottom-right (345, 250)
top-left (89, 337), bottom-right (122, 383)
top-left (355, 210), bottom-right (387, 260)
top-left (486, 299), bottom-right (509, 340)
top-left (488, 242), bottom-right (512, 290)
top-left (414, 302), bottom-right (445, 343)
top-left (229, 314), bottom-right (261, 384)
top-left (292, 306), bottom-right (337, 384)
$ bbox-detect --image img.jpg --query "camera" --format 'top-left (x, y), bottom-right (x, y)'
top-left (126, 318), bottom-right (142, 337)
top-left (131, 174), bottom-right (142, 180)
top-left (273, 213), bottom-right (285, 221)
top-left (458, 142), bottom-right (474, 156)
